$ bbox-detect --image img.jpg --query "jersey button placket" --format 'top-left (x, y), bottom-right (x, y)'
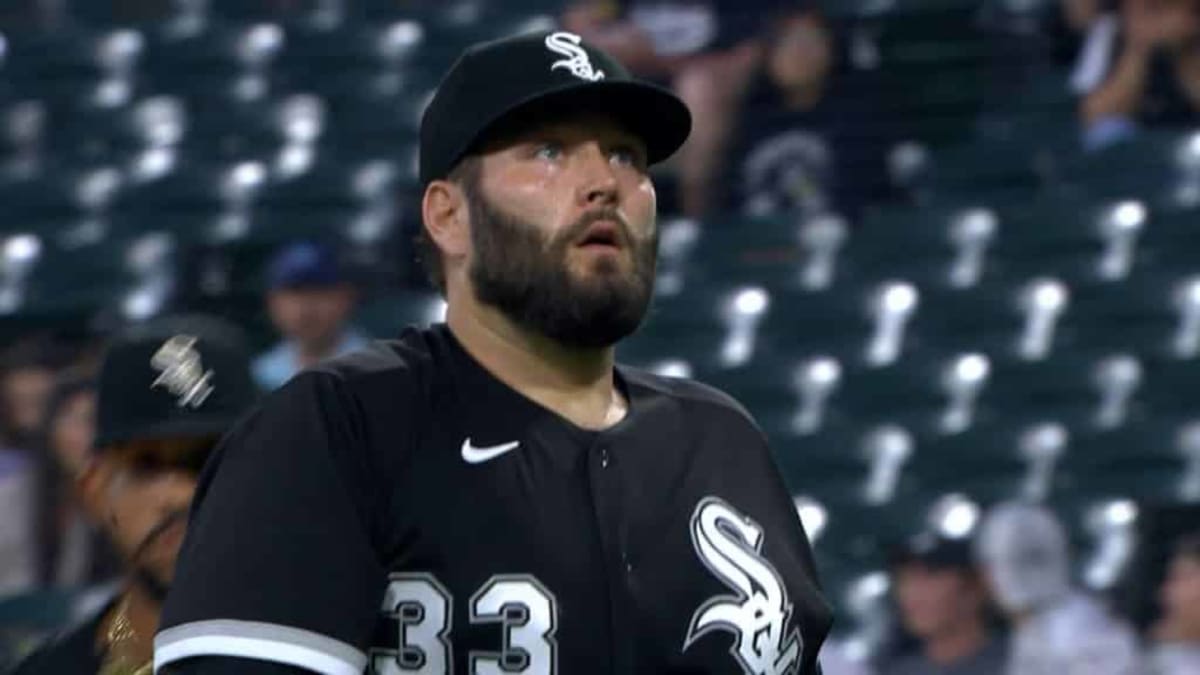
top-left (588, 440), bottom-right (631, 670)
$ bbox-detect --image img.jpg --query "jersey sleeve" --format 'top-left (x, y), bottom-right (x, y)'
top-left (158, 656), bottom-right (313, 673)
top-left (154, 371), bottom-right (388, 675)
top-left (744, 420), bottom-right (835, 675)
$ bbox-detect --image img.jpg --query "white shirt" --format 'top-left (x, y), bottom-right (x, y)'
top-left (1147, 643), bottom-right (1200, 675)
top-left (1008, 592), bottom-right (1143, 675)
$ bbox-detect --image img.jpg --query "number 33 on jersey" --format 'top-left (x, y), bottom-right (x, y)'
top-left (368, 497), bottom-right (804, 675)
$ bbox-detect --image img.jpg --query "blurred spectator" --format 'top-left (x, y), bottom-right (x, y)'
top-left (0, 338), bottom-right (73, 598)
top-left (976, 502), bottom-right (1143, 675)
top-left (0, 437), bottom-right (35, 598)
top-left (1068, 0), bottom-right (1122, 92)
top-left (1066, 0), bottom-right (1112, 32)
top-left (1146, 532), bottom-right (1200, 674)
top-left (1077, 0), bottom-right (1200, 149)
top-left (724, 6), bottom-right (889, 220)
top-left (1036, 0), bottom-right (1116, 79)
top-left (254, 241), bottom-right (367, 390)
top-left (882, 532), bottom-right (1006, 675)
top-left (0, 337), bottom-right (73, 450)
top-left (10, 315), bottom-right (259, 674)
top-left (563, 0), bottom-right (799, 217)
top-left (33, 372), bottom-right (119, 589)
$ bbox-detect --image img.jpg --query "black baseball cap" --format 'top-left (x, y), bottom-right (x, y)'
top-left (889, 531), bottom-right (976, 571)
top-left (93, 315), bottom-right (260, 450)
top-left (419, 29), bottom-right (692, 185)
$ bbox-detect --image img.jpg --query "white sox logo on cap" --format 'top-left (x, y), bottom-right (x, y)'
top-left (545, 31), bottom-right (605, 82)
top-left (150, 335), bottom-right (215, 409)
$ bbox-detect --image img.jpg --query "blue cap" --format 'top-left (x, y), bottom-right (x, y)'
top-left (267, 242), bottom-right (344, 290)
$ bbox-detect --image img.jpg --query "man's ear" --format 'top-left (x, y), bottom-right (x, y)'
top-left (421, 179), bottom-right (472, 266)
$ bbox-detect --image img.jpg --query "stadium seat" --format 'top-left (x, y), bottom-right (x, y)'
top-left (1058, 130), bottom-right (1200, 205)
top-left (0, 167), bottom-right (122, 236)
top-left (3, 27), bottom-right (143, 106)
top-left (276, 20), bottom-right (429, 97)
top-left (182, 93), bottom-right (322, 163)
top-left (256, 155), bottom-right (399, 213)
top-left (114, 158), bottom-right (265, 217)
top-left (46, 95), bottom-right (187, 165)
top-left (759, 282), bottom-right (919, 367)
top-left (142, 22), bottom-right (284, 103)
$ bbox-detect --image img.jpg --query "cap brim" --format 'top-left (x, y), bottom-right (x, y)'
top-left (93, 416), bottom-right (238, 451)
top-left (459, 79), bottom-right (692, 174)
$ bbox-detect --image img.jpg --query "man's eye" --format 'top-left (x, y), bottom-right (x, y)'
top-left (533, 143), bottom-right (562, 160)
top-left (610, 146), bottom-right (643, 167)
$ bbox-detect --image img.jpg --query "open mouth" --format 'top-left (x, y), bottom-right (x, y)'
top-left (576, 220), bottom-right (624, 251)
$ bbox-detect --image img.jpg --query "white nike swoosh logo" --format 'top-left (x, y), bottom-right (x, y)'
top-left (461, 439), bottom-right (521, 464)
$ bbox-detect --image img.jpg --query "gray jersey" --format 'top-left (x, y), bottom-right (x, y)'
top-left (1008, 593), bottom-right (1142, 675)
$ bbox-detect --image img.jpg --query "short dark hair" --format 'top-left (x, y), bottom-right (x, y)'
top-left (416, 156), bottom-right (481, 296)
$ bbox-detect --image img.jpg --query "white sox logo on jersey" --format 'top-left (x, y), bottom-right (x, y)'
top-left (544, 32), bottom-right (605, 82)
top-left (685, 497), bottom-right (801, 675)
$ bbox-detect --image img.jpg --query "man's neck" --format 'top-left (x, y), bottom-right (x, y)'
top-left (446, 295), bottom-right (625, 431)
top-left (100, 581), bottom-right (160, 669)
top-left (923, 619), bottom-right (988, 667)
top-left (293, 334), bottom-right (342, 368)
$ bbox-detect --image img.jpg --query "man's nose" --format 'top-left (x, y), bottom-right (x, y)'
top-left (575, 144), bottom-right (619, 207)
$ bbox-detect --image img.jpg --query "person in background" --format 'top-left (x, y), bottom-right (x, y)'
top-left (0, 337), bottom-right (74, 598)
top-left (881, 531), bottom-right (1007, 675)
top-left (0, 336), bottom-right (73, 451)
top-left (1078, 0), bottom-right (1200, 149)
top-left (1062, 0), bottom-right (1117, 70)
top-left (253, 241), bottom-right (367, 390)
top-left (10, 315), bottom-right (259, 675)
top-left (724, 5), bottom-right (889, 221)
top-left (563, 0), bottom-right (800, 217)
top-left (0, 434), bottom-right (35, 599)
top-left (33, 371), bottom-right (120, 589)
top-left (1146, 532), bottom-right (1200, 674)
top-left (976, 501), bottom-right (1142, 675)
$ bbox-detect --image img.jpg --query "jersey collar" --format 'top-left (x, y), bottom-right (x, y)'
top-left (434, 323), bottom-right (633, 473)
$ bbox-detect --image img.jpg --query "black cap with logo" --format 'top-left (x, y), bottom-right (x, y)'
top-left (419, 29), bottom-right (692, 185)
top-left (93, 315), bottom-right (260, 450)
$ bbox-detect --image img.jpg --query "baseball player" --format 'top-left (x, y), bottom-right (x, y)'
top-left (154, 30), bottom-right (832, 674)
top-left (11, 315), bottom-right (259, 675)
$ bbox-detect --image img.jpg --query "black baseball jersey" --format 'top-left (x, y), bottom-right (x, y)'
top-left (155, 324), bottom-right (832, 674)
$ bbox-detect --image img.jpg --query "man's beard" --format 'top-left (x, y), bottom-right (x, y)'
top-left (129, 508), bottom-right (188, 601)
top-left (466, 189), bottom-right (657, 349)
